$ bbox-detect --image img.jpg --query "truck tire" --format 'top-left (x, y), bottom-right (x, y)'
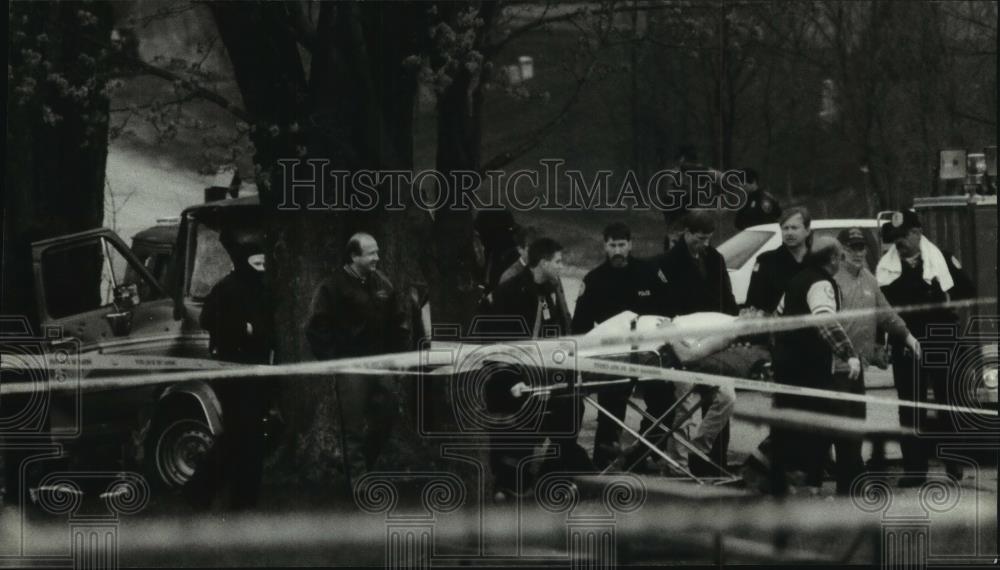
top-left (145, 408), bottom-right (218, 503)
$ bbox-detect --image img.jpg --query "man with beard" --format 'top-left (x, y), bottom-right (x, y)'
top-left (745, 207), bottom-right (813, 314)
top-left (654, 211), bottom-right (737, 476)
top-left (572, 222), bottom-right (671, 470)
top-left (196, 229), bottom-right (274, 510)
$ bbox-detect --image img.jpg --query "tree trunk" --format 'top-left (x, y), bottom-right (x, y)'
top-left (211, 2), bottom-right (437, 487)
top-left (4, 1), bottom-right (113, 324)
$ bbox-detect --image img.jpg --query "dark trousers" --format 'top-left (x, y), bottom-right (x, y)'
top-left (486, 366), bottom-right (593, 494)
top-left (825, 371), bottom-right (866, 495)
top-left (771, 361), bottom-right (834, 492)
top-left (217, 383), bottom-right (269, 509)
top-left (335, 373), bottom-right (398, 490)
top-left (593, 379), bottom-right (675, 467)
top-left (186, 381), bottom-right (270, 510)
top-left (891, 347), bottom-right (962, 477)
top-left (591, 352), bottom-right (675, 468)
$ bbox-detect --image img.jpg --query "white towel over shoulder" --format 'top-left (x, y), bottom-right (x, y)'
top-left (875, 236), bottom-right (953, 292)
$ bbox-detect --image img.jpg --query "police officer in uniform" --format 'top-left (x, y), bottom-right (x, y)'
top-left (572, 222), bottom-right (670, 470)
top-left (489, 238), bottom-right (593, 500)
top-left (771, 236), bottom-right (862, 496)
top-left (306, 233), bottom-right (410, 492)
top-left (876, 209), bottom-right (975, 486)
top-left (745, 206), bottom-right (813, 314)
top-left (197, 231), bottom-right (274, 510)
top-left (734, 168), bottom-right (782, 231)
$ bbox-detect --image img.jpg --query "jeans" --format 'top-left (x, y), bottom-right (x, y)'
top-left (665, 381), bottom-right (736, 469)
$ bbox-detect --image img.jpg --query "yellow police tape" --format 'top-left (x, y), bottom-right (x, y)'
top-left (0, 297), bottom-right (996, 420)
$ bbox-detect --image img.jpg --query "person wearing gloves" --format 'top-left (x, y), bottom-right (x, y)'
top-left (877, 208), bottom-right (975, 486)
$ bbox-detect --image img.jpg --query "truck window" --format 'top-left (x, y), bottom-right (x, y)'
top-left (188, 223), bottom-right (233, 301)
top-left (42, 236), bottom-right (157, 319)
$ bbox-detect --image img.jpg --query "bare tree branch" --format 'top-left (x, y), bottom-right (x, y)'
top-left (481, 61), bottom-right (596, 171)
top-left (124, 56), bottom-right (250, 122)
top-left (488, 1), bottom-right (679, 55)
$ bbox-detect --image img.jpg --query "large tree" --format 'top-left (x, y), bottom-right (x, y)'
top-left (4, 1), bottom-right (114, 323)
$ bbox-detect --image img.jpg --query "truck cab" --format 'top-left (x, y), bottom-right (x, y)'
top-left (25, 195), bottom-right (264, 496)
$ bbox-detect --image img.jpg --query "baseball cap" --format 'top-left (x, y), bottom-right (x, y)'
top-left (837, 227), bottom-right (866, 246)
top-left (881, 208), bottom-right (921, 242)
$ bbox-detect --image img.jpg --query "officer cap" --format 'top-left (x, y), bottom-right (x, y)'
top-left (881, 208), bottom-right (921, 242)
top-left (837, 227), bottom-right (867, 246)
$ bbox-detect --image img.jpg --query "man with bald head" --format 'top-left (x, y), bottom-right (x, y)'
top-left (307, 232), bottom-right (410, 492)
top-left (770, 236), bottom-right (861, 495)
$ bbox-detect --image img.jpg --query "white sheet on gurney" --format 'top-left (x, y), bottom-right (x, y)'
top-left (578, 311), bottom-right (737, 358)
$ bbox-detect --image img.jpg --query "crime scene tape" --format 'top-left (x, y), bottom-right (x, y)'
top-left (432, 342), bottom-right (996, 418)
top-left (1, 296), bottom-right (995, 416)
top-left (0, 353), bottom-right (239, 372)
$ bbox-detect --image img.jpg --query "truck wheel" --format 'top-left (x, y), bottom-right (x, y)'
top-left (146, 415), bottom-right (216, 491)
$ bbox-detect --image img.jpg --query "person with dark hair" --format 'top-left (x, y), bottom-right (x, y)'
top-left (474, 209), bottom-right (519, 297)
top-left (770, 236), bottom-right (861, 496)
top-left (196, 233), bottom-right (274, 510)
top-left (657, 145), bottom-right (726, 252)
top-left (745, 206), bottom-right (813, 314)
top-left (498, 225), bottom-right (539, 286)
top-left (733, 168), bottom-right (782, 231)
top-left (571, 222), bottom-right (671, 470)
top-left (488, 238), bottom-right (593, 500)
top-left (654, 210), bottom-right (738, 476)
top-left (876, 209), bottom-right (975, 486)
top-left (306, 232), bottom-right (410, 492)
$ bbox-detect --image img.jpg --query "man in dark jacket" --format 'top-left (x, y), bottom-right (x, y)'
top-left (876, 209), bottom-right (975, 486)
top-left (572, 222), bottom-right (672, 470)
top-left (197, 232), bottom-right (274, 510)
top-left (745, 207), bottom-right (812, 314)
top-left (306, 232), bottom-right (410, 491)
top-left (488, 238), bottom-right (593, 500)
top-left (771, 236), bottom-right (861, 496)
top-left (654, 210), bottom-right (738, 476)
top-left (656, 211), bottom-right (738, 317)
